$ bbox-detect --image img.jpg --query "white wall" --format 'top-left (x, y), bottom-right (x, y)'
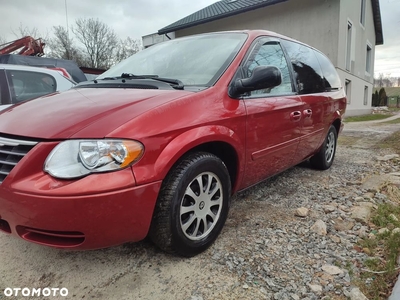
top-left (337, 69), bottom-right (373, 116)
top-left (337, 0), bottom-right (377, 116)
top-left (176, 0), bottom-right (340, 62)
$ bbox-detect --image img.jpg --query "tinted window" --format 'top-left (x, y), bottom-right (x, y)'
top-left (281, 40), bottom-right (324, 94)
top-left (6, 70), bottom-right (57, 103)
top-left (244, 41), bottom-right (292, 96)
top-left (314, 51), bottom-right (342, 90)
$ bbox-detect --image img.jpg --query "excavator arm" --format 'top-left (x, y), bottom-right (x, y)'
top-left (0, 36), bottom-right (45, 56)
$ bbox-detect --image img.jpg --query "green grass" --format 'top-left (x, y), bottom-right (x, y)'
top-left (350, 129), bottom-right (400, 298)
top-left (377, 131), bottom-right (400, 155)
top-left (381, 118), bottom-right (400, 125)
top-left (355, 202), bottom-right (400, 299)
top-left (372, 205), bottom-right (400, 228)
top-left (344, 114), bottom-right (392, 122)
top-left (338, 135), bottom-right (362, 146)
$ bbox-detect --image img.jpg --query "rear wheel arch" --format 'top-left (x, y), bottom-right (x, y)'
top-left (332, 118), bottom-right (341, 136)
top-left (310, 124), bottom-right (337, 170)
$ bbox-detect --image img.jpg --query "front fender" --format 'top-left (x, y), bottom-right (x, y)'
top-left (132, 125), bottom-right (245, 189)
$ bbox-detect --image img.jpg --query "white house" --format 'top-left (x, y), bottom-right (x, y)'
top-left (147, 0), bottom-right (383, 116)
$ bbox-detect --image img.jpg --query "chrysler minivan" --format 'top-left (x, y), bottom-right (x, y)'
top-left (0, 30), bottom-right (346, 256)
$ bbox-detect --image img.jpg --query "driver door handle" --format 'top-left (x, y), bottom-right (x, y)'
top-left (290, 111), bottom-right (302, 122)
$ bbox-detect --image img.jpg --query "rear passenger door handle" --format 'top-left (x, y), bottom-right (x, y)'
top-left (303, 109), bottom-right (312, 118)
top-left (290, 111), bottom-right (302, 122)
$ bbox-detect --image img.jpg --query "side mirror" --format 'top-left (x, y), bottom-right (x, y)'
top-left (229, 66), bottom-right (282, 98)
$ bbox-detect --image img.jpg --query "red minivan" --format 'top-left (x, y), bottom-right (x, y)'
top-left (0, 30), bottom-right (346, 256)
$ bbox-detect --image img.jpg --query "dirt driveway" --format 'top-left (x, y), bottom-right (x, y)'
top-left (1, 116), bottom-right (399, 300)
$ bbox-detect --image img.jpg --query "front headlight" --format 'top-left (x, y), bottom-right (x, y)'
top-left (44, 139), bottom-right (144, 179)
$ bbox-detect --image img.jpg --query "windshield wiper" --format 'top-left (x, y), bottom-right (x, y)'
top-left (151, 77), bottom-right (184, 90)
top-left (101, 73), bottom-right (184, 90)
top-left (121, 73), bottom-right (159, 79)
top-left (101, 73), bottom-right (157, 80)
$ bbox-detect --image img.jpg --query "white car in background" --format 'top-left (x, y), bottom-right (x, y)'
top-left (0, 64), bottom-right (76, 111)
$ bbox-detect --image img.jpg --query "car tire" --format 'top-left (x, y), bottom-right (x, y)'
top-left (310, 125), bottom-right (338, 170)
top-left (149, 152), bottom-right (231, 257)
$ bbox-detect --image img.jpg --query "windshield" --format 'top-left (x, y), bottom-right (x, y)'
top-left (98, 33), bottom-right (248, 86)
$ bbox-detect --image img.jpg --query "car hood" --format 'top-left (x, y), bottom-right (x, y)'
top-left (0, 88), bottom-right (193, 139)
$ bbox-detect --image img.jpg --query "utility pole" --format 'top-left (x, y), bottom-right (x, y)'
top-left (65, 0), bottom-right (70, 59)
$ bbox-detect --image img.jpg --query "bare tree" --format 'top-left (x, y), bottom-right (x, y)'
top-left (378, 73), bottom-right (384, 88)
top-left (48, 26), bottom-right (74, 59)
top-left (46, 25), bottom-right (87, 66)
top-left (0, 36), bottom-right (6, 46)
top-left (73, 18), bottom-right (118, 69)
top-left (11, 23), bottom-right (49, 41)
top-left (114, 37), bottom-right (141, 63)
top-left (6, 19), bottom-right (139, 69)
top-left (374, 73), bottom-right (400, 88)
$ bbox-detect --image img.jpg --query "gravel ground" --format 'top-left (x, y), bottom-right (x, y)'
top-left (0, 119), bottom-right (399, 300)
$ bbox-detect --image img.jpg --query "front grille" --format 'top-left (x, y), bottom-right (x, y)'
top-left (0, 136), bottom-right (38, 184)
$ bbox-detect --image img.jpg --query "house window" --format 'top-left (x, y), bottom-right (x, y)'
top-left (364, 86), bottom-right (368, 105)
top-left (346, 21), bottom-right (352, 71)
top-left (345, 79), bottom-right (351, 104)
top-left (366, 44), bottom-right (372, 74)
top-left (360, 0), bottom-right (366, 26)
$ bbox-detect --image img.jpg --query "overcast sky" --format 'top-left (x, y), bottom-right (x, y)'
top-left (0, 0), bottom-right (399, 77)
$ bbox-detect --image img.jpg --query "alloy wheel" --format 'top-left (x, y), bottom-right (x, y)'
top-left (180, 172), bottom-right (223, 241)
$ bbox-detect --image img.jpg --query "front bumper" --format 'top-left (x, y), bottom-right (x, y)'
top-left (0, 141), bottom-right (161, 249)
top-left (0, 179), bottom-right (161, 250)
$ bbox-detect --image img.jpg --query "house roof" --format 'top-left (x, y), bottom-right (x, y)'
top-left (371, 0), bottom-right (383, 45)
top-left (158, 0), bottom-right (384, 45)
top-left (158, 0), bottom-right (288, 34)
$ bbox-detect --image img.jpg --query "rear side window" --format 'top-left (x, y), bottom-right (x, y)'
top-left (5, 70), bottom-right (57, 104)
top-left (281, 40), bottom-right (324, 94)
top-left (314, 51), bottom-right (342, 90)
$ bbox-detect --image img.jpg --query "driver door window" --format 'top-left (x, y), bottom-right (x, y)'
top-left (245, 41), bottom-right (293, 97)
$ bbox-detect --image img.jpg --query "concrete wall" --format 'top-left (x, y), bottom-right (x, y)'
top-left (337, 69), bottom-right (373, 116)
top-left (337, 0), bottom-right (376, 116)
top-left (176, 0), bottom-right (340, 63)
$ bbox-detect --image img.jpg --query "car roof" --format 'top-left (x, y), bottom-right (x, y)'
top-left (172, 30), bottom-right (323, 54)
top-left (0, 63), bottom-right (65, 74)
top-left (0, 63), bottom-right (77, 84)
top-left (0, 54), bottom-right (87, 83)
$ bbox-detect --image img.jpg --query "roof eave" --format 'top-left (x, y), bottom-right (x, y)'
top-left (371, 0), bottom-right (383, 45)
top-left (158, 0), bottom-right (287, 35)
